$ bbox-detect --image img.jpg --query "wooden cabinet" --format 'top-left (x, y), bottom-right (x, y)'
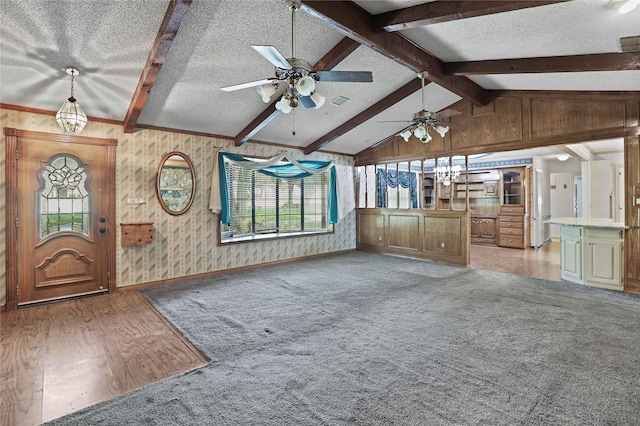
top-left (120, 223), bottom-right (154, 246)
top-left (498, 167), bottom-right (530, 249)
top-left (471, 216), bottom-right (497, 245)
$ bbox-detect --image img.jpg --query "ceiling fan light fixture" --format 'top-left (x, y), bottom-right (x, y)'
top-left (257, 84), bottom-right (278, 103)
top-left (56, 67), bottom-right (87, 134)
top-left (276, 95), bottom-right (292, 113)
top-left (435, 125), bottom-right (449, 138)
top-left (420, 130), bottom-right (432, 144)
top-left (310, 91), bottom-right (325, 109)
top-left (400, 129), bottom-right (412, 142)
top-left (413, 124), bottom-right (427, 140)
top-left (296, 76), bottom-right (315, 96)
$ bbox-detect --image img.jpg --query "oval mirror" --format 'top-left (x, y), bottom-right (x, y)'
top-left (156, 152), bottom-right (195, 215)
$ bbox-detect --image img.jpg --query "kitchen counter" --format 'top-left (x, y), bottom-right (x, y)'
top-left (545, 217), bottom-right (628, 230)
top-left (545, 217), bottom-right (626, 291)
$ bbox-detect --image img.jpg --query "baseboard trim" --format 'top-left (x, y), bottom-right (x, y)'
top-left (118, 248), bottom-right (356, 291)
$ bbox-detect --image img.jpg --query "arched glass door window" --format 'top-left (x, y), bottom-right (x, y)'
top-left (39, 155), bottom-right (90, 238)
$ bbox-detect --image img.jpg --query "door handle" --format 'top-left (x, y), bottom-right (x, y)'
top-left (99, 228), bottom-right (107, 233)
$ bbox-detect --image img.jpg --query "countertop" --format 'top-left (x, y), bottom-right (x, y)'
top-left (544, 217), bottom-right (628, 230)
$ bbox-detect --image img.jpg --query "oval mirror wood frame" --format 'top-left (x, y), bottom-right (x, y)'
top-left (156, 151), bottom-right (196, 215)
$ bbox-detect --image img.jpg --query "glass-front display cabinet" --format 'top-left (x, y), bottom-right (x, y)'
top-left (502, 169), bottom-right (523, 206)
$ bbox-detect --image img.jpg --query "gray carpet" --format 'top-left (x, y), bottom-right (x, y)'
top-left (48, 251), bottom-right (640, 425)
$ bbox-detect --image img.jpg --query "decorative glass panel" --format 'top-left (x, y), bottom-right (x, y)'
top-left (39, 156), bottom-right (89, 238)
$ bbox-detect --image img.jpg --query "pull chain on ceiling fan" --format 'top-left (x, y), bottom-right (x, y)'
top-left (220, 0), bottom-right (373, 114)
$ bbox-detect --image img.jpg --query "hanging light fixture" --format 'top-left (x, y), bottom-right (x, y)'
top-left (436, 158), bottom-right (461, 186)
top-left (56, 67), bottom-right (87, 134)
top-left (395, 72), bottom-right (460, 143)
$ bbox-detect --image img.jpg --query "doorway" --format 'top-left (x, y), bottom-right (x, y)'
top-left (4, 128), bottom-right (116, 309)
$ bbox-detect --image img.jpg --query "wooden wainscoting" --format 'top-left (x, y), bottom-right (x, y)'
top-left (356, 208), bottom-right (470, 266)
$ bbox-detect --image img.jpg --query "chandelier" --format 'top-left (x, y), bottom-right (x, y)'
top-left (436, 159), bottom-right (461, 186)
top-left (56, 67), bottom-right (88, 134)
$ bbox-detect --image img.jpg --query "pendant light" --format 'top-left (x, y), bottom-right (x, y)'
top-left (56, 67), bottom-right (88, 134)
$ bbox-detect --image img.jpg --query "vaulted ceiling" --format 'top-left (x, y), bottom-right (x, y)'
top-left (1, 0), bottom-right (638, 156)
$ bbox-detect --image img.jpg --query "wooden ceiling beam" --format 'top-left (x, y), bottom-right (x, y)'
top-left (372, 1), bottom-right (569, 32)
top-left (123, 0), bottom-right (192, 134)
top-left (234, 37), bottom-right (360, 146)
top-left (300, 0), bottom-right (489, 106)
top-left (304, 78), bottom-right (423, 154)
top-left (444, 52), bottom-right (640, 75)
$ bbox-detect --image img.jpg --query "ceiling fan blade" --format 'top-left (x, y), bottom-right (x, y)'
top-left (432, 109), bottom-right (461, 120)
top-left (220, 78), bottom-right (278, 92)
top-left (314, 71), bottom-right (373, 83)
top-left (252, 45), bottom-right (292, 70)
top-left (379, 120), bottom-right (412, 123)
top-left (434, 120), bottom-right (465, 130)
top-left (298, 95), bottom-right (317, 109)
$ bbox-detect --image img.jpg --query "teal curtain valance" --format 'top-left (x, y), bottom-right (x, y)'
top-left (210, 152), bottom-right (338, 226)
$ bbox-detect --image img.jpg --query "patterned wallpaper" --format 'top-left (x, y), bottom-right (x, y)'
top-left (0, 109), bottom-right (356, 306)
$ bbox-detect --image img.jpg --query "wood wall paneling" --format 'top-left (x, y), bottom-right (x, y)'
top-left (529, 98), bottom-right (626, 139)
top-left (450, 97), bottom-right (523, 151)
top-left (355, 91), bottom-right (638, 166)
top-left (624, 100), bottom-right (640, 294)
top-left (357, 212), bottom-right (386, 246)
top-left (388, 214), bottom-right (421, 250)
top-left (423, 216), bottom-right (462, 255)
top-left (356, 209), bottom-right (469, 266)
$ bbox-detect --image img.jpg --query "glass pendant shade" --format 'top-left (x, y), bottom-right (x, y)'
top-left (56, 97), bottom-right (87, 134)
top-left (413, 125), bottom-right (427, 139)
top-left (400, 129), bottom-right (412, 142)
top-left (434, 125), bottom-right (449, 138)
top-left (296, 76), bottom-right (315, 96)
top-left (257, 84), bottom-right (277, 103)
top-left (420, 131), bottom-right (432, 143)
top-left (275, 95), bottom-right (292, 113)
top-left (310, 91), bottom-right (325, 109)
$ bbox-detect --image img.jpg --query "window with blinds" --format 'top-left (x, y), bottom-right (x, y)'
top-left (221, 159), bottom-right (330, 240)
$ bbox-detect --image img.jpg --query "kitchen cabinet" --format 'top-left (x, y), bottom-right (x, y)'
top-left (471, 216), bottom-right (497, 245)
top-left (547, 218), bottom-right (627, 291)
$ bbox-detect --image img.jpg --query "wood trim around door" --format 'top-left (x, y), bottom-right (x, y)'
top-left (3, 127), bottom-right (117, 311)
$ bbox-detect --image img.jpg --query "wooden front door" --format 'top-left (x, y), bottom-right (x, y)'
top-left (6, 129), bottom-right (116, 308)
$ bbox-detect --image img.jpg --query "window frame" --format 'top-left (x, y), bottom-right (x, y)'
top-left (219, 156), bottom-right (334, 244)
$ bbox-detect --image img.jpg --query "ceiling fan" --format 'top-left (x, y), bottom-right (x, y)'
top-left (387, 72), bottom-right (461, 143)
top-left (220, 0), bottom-right (373, 113)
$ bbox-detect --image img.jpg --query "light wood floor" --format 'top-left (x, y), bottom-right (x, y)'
top-left (1, 243), bottom-right (561, 425)
top-left (0, 290), bottom-right (209, 426)
top-left (470, 239), bottom-right (562, 281)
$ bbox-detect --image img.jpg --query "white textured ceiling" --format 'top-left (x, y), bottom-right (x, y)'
top-left (0, 0), bottom-right (169, 120)
top-left (0, 0), bottom-right (637, 156)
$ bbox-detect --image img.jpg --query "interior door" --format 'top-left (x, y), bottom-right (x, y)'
top-left (16, 134), bottom-right (115, 305)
